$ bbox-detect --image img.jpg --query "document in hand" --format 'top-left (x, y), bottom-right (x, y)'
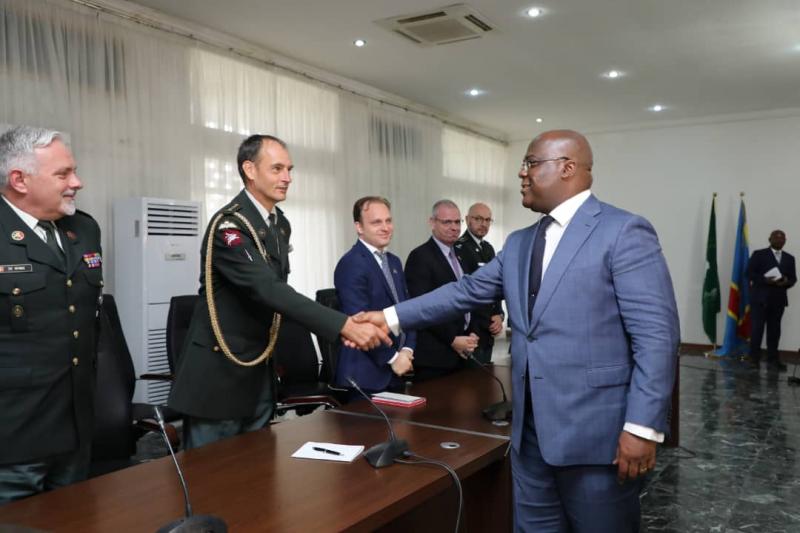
top-left (292, 442), bottom-right (365, 462)
top-left (764, 266), bottom-right (782, 280)
top-left (371, 391), bottom-right (427, 408)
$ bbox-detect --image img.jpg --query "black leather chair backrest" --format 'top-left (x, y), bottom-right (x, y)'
top-left (273, 318), bottom-right (321, 387)
top-left (92, 294), bottom-right (136, 461)
top-left (315, 288), bottom-right (340, 383)
top-left (166, 295), bottom-right (199, 373)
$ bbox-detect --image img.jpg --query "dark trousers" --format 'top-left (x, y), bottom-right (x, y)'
top-left (749, 303), bottom-right (785, 363)
top-left (511, 381), bottom-right (642, 532)
top-left (0, 443), bottom-right (91, 505)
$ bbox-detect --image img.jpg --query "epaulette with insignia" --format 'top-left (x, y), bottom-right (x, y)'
top-left (223, 203), bottom-right (242, 214)
top-left (217, 219), bottom-right (239, 230)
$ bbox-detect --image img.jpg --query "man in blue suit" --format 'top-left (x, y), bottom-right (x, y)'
top-left (334, 196), bottom-right (415, 393)
top-left (356, 130), bottom-right (680, 532)
top-left (747, 230), bottom-right (796, 371)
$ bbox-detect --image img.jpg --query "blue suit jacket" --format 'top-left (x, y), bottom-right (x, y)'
top-left (334, 240), bottom-right (416, 391)
top-left (395, 195), bottom-right (680, 465)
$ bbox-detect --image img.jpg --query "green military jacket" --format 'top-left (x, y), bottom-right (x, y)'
top-left (168, 190), bottom-right (346, 419)
top-left (0, 200), bottom-right (103, 464)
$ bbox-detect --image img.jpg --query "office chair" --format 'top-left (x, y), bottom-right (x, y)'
top-left (273, 317), bottom-right (341, 416)
top-left (315, 288), bottom-right (341, 385)
top-left (91, 294), bottom-right (177, 476)
top-left (166, 294), bottom-right (199, 376)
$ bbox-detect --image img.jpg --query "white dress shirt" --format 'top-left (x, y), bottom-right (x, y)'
top-left (2, 195), bottom-right (64, 250)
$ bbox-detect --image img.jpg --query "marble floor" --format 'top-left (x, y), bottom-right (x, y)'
top-left (641, 354), bottom-right (800, 533)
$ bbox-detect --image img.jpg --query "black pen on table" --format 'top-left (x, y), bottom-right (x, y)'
top-left (313, 446), bottom-right (342, 456)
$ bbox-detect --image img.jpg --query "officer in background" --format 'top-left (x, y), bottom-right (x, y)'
top-left (0, 126), bottom-right (103, 504)
top-left (455, 202), bottom-right (504, 363)
top-left (168, 134), bottom-right (389, 449)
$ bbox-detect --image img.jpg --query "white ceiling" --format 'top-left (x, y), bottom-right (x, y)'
top-left (127, 0), bottom-right (800, 141)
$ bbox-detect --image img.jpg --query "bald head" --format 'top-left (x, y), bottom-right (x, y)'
top-left (466, 202), bottom-right (493, 238)
top-left (519, 129), bottom-right (594, 214)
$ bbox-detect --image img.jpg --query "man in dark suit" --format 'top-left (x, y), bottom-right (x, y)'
top-left (748, 230), bottom-right (796, 371)
top-left (455, 202), bottom-right (504, 363)
top-left (0, 126), bottom-right (103, 504)
top-left (168, 135), bottom-right (389, 449)
top-left (334, 196), bottom-right (415, 393)
top-left (404, 199), bottom-right (478, 381)
top-left (358, 130), bottom-right (679, 532)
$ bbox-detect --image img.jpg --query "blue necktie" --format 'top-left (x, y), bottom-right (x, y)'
top-left (528, 215), bottom-right (554, 318)
top-left (377, 251), bottom-right (405, 349)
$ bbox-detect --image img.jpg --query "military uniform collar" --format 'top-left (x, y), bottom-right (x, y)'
top-left (244, 189), bottom-right (278, 226)
top-left (1, 195), bottom-right (39, 232)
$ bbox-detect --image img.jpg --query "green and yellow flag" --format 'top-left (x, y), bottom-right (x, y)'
top-left (702, 195), bottom-right (721, 345)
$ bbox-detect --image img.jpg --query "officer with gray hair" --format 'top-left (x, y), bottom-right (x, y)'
top-left (0, 126), bottom-right (103, 504)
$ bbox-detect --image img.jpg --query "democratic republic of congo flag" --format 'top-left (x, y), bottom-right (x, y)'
top-left (715, 199), bottom-right (750, 357)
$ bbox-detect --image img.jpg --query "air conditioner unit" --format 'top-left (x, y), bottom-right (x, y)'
top-left (113, 197), bottom-right (202, 404)
top-left (376, 3), bottom-right (495, 47)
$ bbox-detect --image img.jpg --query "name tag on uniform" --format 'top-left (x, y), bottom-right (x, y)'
top-left (0, 264), bottom-right (32, 273)
top-left (83, 252), bottom-right (102, 269)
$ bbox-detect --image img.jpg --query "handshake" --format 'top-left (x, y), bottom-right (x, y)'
top-left (339, 311), bottom-right (392, 351)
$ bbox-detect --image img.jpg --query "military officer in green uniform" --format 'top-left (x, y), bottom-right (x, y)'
top-left (168, 134), bottom-right (389, 449)
top-left (0, 126), bottom-right (103, 504)
top-left (454, 202), bottom-right (504, 364)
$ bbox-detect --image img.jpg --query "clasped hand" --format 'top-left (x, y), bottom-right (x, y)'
top-left (340, 311), bottom-right (391, 350)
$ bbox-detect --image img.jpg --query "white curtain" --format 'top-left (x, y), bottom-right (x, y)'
top-left (0, 0), bottom-right (508, 297)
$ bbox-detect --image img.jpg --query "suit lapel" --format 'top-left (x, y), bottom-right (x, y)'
top-left (518, 225), bottom-right (536, 328)
top-left (529, 196), bottom-right (601, 333)
top-left (56, 222), bottom-right (83, 274)
top-left (237, 192), bottom-right (278, 263)
top-left (357, 241), bottom-right (396, 303)
top-left (427, 237), bottom-right (458, 283)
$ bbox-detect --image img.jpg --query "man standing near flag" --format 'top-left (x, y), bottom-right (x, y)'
top-left (747, 230), bottom-right (796, 371)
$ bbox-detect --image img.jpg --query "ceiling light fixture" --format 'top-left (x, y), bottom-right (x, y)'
top-left (525, 7), bottom-right (543, 18)
top-left (536, 118), bottom-right (543, 123)
top-left (603, 69), bottom-right (623, 79)
top-left (353, 39), bottom-right (366, 47)
top-left (650, 104), bottom-right (665, 112)
top-left (467, 88), bottom-right (482, 97)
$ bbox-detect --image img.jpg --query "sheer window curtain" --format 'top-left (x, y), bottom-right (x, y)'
top-left (1, 0), bottom-right (508, 297)
top-left (0, 0), bottom-right (201, 290)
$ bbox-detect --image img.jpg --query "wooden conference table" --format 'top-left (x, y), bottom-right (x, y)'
top-left (0, 364), bottom-right (514, 532)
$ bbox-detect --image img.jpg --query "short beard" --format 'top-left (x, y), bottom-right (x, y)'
top-left (60, 198), bottom-right (77, 216)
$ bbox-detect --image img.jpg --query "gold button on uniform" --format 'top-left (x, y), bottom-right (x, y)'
top-left (68, 305), bottom-right (76, 313)
top-left (12, 305), bottom-right (24, 318)
top-left (72, 357), bottom-right (79, 366)
top-left (11, 287), bottom-right (21, 296)
top-left (73, 330), bottom-right (80, 339)
top-left (66, 279), bottom-right (73, 287)
top-left (213, 345), bottom-right (220, 352)
top-left (100, 280), bottom-right (104, 287)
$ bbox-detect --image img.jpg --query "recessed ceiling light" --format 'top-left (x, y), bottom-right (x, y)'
top-left (525, 7), bottom-right (543, 18)
top-left (467, 88), bottom-right (483, 97)
top-left (602, 69), bottom-right (623, 79)
top-left (650, 104), bottom-right (665, 112)
top-left (536, 118), bottom-right (543, 123)
top-left (353, 39), bottom-right (366, 47)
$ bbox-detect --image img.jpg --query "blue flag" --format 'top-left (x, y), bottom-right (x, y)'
top-left (715, 199), bottom-right (751, 357)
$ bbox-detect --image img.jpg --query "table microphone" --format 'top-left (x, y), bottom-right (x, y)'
top-left (153, 406), bottom-right (228, 533)
top-left (346, 377), bottom-right (409, 468)
top-left (466, 354), bottom-right (512, 422)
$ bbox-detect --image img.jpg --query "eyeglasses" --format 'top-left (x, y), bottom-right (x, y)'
top-left (434, 218), bottom-right (462, 227)
top-left (520, 156), bottom-right (569, 173)
top-left (467, 216), bottom-right (493, 224)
